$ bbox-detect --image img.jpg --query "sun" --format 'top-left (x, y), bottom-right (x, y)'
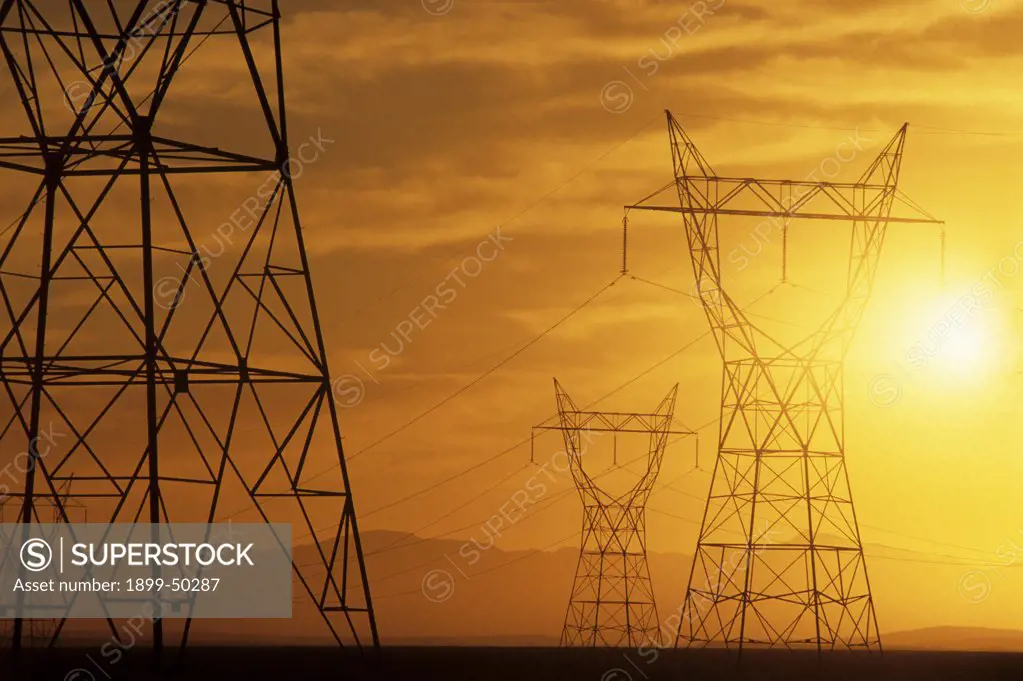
top-left (940, 323), bottom-right (988, 366)
top-left (911, 306), bottom-right (1002, 382)
top-left (880, 285), bottom-right (1006, 387)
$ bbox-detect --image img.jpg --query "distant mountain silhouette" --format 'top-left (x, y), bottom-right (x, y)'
top-left (883, 626), bottom-right (1023, 652)
top-left (47, 530), bottom-right (1021, 651)
top-left (356, 529), bottom-right (695, 645)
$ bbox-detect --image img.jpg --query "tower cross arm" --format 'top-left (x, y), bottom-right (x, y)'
top-left (624, 203), bottom-right (943, 224)
top-left (533, 411), bottom-right (694, 436)
top-left (626, 175), bottom-right (942, 225)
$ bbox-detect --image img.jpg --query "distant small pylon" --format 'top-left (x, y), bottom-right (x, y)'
top-left (533, 380), bottom-right (691, 647)
top-left (0, 479), bottom-right (84, 648)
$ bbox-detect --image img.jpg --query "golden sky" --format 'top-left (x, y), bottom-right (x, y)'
top-left (3, 0), bottom-right (1023, 641)
top-left (301, 0), bottom-right (1023, 635)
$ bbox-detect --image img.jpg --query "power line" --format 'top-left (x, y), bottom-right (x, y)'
top-left (220, 274), bottom-right (634, 522)
top-left (221, 272), bottom-right (773, 529)
top-left (347, 446), bottom-right (664, 565)
top-left (650, 479), bottom-right (1001, 567)
top-left (349, 263), bottom-right (684, 410)
top-left (217, 105), bottom-right (965, 535)
top-left (362, 436), bottom-right (1001, 603)
top-left (361, 444), bottom-right (528, 521)
top-left (331, 275), bottom-right (625, 467)
top-left (366, 449), bottom-right (1011, 601)
top-left (367, 462), bottom-right (532, 556)
top-left (359, 428), bottom-right (714, 584)
top-left (369, 524), bottom-right (1015, 602)
top-left (859, 523), bottom-right (995, 559)
top-left (338, 427), bottom-right (710, 580)
top-left (224, 275), bottom-right (783, 554)
top-left (322, 283), bottom-right (779, 525)
top-left (366, 448), bottom-right (705, 592)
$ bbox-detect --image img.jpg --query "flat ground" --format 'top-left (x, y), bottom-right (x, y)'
top-left (5, 646), bottom-right (1023, 680)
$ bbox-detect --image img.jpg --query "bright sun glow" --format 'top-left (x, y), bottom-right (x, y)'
top-left (874, 285), bottom-right (1006, 387)
top-left (911, 306), bottom-right (1001, 381)
top-left (940, 323), bottom-right (989, 366)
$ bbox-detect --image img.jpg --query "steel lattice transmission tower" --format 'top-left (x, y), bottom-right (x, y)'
top-left (627, 111), bottom-right (941, 653)
top-left (534, 380), bottom-right (691, 647)
top-left (0, 0), bottom-right (376, 653)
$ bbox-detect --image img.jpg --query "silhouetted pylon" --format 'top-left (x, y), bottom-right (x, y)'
top-left (534, 380), bottom-right (690, 647)
top-left (627, 111), bottom-right (942, 653)
top-left (0, 0), bottom-right (376, 655)
top-left (0, 479), bottom-right (83, 648)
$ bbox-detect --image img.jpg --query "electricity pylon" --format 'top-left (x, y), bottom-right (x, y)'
top-left (0, 479), bottom-right (83, 648)
top-left (626, 111), bottom-right (941, 652)
top-left (533, 380), bottom-right (691, 647)
top-left (0, 0), bottom-right (376, 654)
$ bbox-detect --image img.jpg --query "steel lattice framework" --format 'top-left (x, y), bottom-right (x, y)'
top-left (535, 380), bottom-right (691, 647)
top-left (627, 111), bottom-right (941, 653)
top-left (0, 0), bottom-right (376, 654)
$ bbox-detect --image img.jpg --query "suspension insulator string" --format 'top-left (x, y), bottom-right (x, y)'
top-left (782, 220), bottom-right (789, 284)
top-left (621, 210), bottom-right (629, 275)
top-left (781, 185), bottom-right (790, 284)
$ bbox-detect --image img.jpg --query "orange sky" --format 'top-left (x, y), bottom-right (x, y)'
top-left (3, 0), bottom-right (1023, 641)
